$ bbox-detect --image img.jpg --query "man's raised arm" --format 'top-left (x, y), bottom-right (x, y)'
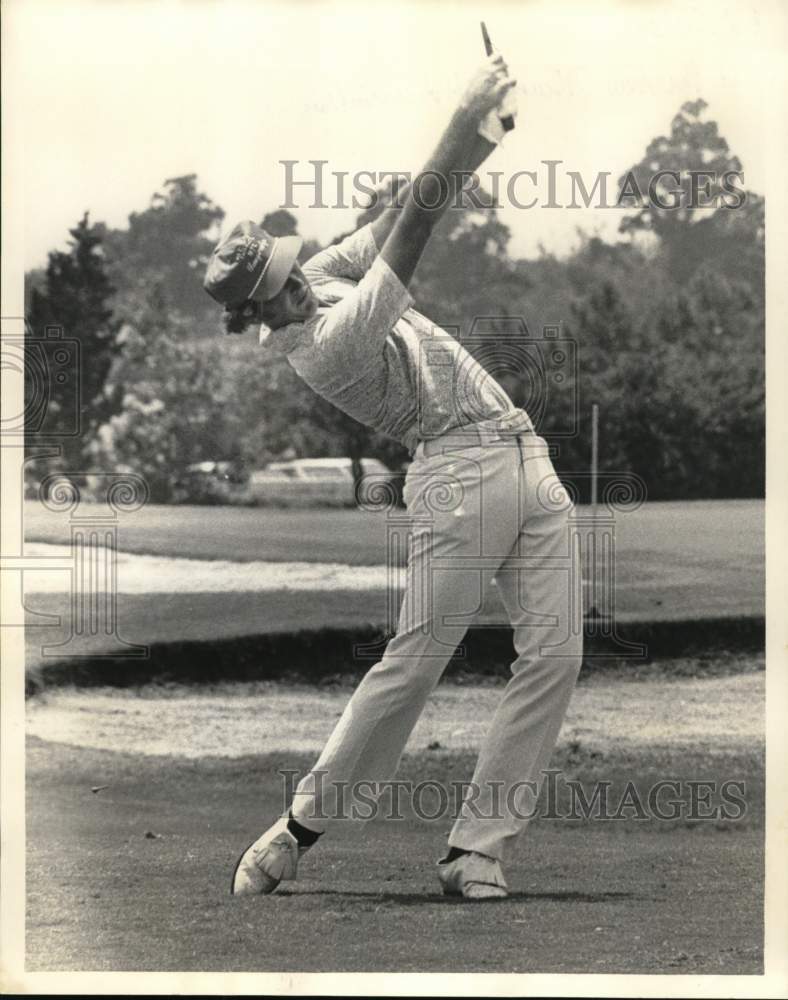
top-left (374, 54), bottom-right (515, 287)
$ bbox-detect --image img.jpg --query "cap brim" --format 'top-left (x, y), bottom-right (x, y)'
top-left (255, 235), bottom-right (303, 302)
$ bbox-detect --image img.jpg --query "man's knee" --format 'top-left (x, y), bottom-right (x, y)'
top-left (510, 642), bottom-right (583, 680)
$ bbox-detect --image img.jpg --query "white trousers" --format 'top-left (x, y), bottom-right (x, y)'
top-left (291, 423), bottom-right (584, 862)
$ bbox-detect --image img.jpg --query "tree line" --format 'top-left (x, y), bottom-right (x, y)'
top-left (25, 99), bottom-right (764, 504)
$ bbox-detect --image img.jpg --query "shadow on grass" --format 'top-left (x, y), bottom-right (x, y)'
top-left (26, 616), bottom-right (765, 696)
top-left (274, 888), bottom-right (641, 905)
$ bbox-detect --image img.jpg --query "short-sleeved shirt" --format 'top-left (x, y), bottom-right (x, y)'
top-left (258, 224), bottom-right (532, 455)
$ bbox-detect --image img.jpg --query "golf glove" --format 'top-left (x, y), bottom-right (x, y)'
top-left (478, 84), bottom-right (518, 144)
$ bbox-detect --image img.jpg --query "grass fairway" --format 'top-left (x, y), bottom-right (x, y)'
top-left (27, 734), bottom-right (763, 973)
top-left (22, 499), bottom-right (764, 673)
top-left (25, 497), bottom-right (764, 573)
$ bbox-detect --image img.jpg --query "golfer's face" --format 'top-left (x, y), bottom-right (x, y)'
top-left (262, 262), bottom-right (318, 328)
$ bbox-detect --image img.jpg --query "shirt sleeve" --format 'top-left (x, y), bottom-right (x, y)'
top-left (299, 255), bottom-right (413, 379)
top-left (302, 223), bottom-right (379, 282)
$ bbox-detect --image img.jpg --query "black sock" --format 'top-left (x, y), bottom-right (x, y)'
top-left (287, 811), bottom-right (323, 848)
top-left (442, 846), bottom-right (472, 864)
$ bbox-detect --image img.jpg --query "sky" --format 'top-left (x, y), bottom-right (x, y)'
top-left (4, 0), bottom-right (783, 270)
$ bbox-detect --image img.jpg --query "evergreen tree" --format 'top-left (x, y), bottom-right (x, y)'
top-left (26, 213), bottom-right (121, 474)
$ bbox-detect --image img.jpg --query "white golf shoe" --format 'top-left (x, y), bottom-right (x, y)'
top-left (231, 817), bottom-right (310, 896)
top-left (437, 851), bottom-right (509, 900)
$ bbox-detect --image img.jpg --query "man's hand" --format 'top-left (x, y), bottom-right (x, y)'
top-left (459, 54), bottom-right (516, 123)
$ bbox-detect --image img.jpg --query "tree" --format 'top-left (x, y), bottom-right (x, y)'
top-left (98, 174), bottom-right (224, 335)
top-left (91, 284), bottom-right (241, 502)
top-left (260, 209), bottom-right (322, 263)
top-left (651, 265), bottom-right (764, 497)
top-left (561, 253), bottom-right (764, 501)
top-left (22, 144), bottom-right (764, 504)
top-left (619, 100), bottom-right (739, 238)
top-left (26, 213), bottom-right (122, 474)
top-left (617, 99), bottom-right (762, 285)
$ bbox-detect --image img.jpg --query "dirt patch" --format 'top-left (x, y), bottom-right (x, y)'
top-left (26, 670), bottom-right (763, 759)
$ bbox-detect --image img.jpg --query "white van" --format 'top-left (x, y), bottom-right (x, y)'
top-left (247, 457), bottom-right (395, 507)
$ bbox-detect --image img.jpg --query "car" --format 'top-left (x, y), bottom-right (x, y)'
top-left (247, 457), bottom-right (406, 508)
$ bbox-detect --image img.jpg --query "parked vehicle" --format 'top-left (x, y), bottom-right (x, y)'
top-left (247, 457), bottom-right (406, 508)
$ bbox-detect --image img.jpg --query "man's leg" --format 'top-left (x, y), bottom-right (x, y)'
top-left (446, 435), bottom-right (583, 863)
top-left (290, 442), bottom-right (525, 831)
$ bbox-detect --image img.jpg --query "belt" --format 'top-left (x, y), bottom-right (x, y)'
top-left (415, 412), bottom-right (536, 460)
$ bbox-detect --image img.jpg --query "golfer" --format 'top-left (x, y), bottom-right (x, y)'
top-left (204, 54), bottom-right (583, 899)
